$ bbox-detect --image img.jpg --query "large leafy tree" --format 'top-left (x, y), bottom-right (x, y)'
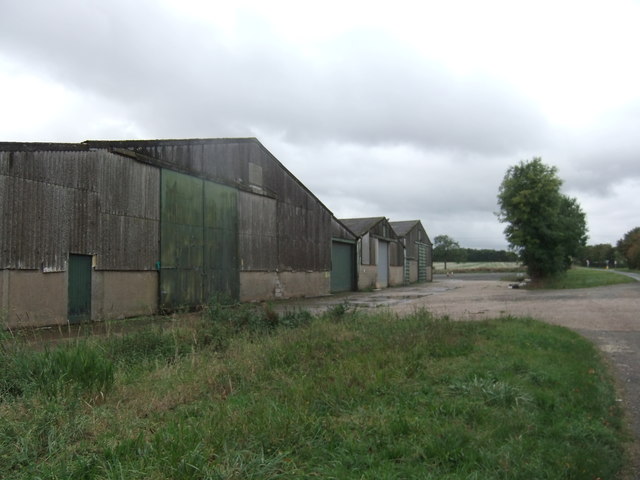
top-left (497, 158), bottom-right (587, 280)
top-left (617, 227), bottom-right (640, 269)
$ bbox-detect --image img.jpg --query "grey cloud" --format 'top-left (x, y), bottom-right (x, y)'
top-left (554, 102), bottom-right (640, 196)
top-left (2, 0), bottom-right (637, 249)
top-left (0, 0), bottom-right (550, 155)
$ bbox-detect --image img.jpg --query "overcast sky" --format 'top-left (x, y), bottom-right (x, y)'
top-left (1, 0), bottom-right (639, 249)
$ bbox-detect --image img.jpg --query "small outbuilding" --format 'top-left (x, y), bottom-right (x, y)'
top-left (390, 220), bottom-right (433, 283)
top-left (339, 217), bottom-right (404, 290)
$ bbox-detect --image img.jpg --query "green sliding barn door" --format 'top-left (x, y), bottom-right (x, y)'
top-left (203, 180), bottom-right (239, 302)
top-left (160, 170), bottom-right (238, 310)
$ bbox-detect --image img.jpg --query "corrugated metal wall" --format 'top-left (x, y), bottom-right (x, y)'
top-left (0, 150), bottom-right (99, 271)
top-left (97, 152), bottom-right (159, 270)
top-left (331, 217), bottom-right (356, 242)
top-left (238, 191), bottom-right (277, 271)
top-left (0, 150), bottom-right (159, 272)
top-left (2, 139), bottom-right (336, 302)
top-left (101, 139), bottom-right (332, 272)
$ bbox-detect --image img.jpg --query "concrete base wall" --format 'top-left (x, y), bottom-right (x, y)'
top-left (93, 271), bottom-right (158, 320)
top-left (409, 260), bottom-right (418, 283)
top-left (1, 269), bottom-right (158, 329)
top-left (1, 270), bottom-right (67, 328)
top-left (389, 266), bottom-right (404, 287)
top-left (240, 271), bottom-right (330, 302)
top-left (357, 265), bottom-right (377, 290)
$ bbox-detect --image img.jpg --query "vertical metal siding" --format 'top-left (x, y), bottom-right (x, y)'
top-left (237, 191), bottom-right (277, 271)
top-left (160, 170), bottom-right (204, 308)
top-left (96, 151), bottom-right (159, 270)
top-left (0, 164), bottom-right (97, 271)
top-left (128, 141), bottom-right (332, 272)
top-left (203, 181), bottom-right (239, 301)
top-left (0, 150), bottom-right (160, 272)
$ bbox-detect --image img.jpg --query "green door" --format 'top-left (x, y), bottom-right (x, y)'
top-left (418, 243), bottom-right (427, 283)
top-left (160, 170), bottom-right (204, 309)
top-left (203, 181), bottom-right (239, 302)
top-left (331, 241), bottom-right (355, 293)
top-left (68, 254), bottom-right (92, 323)
top-left (160, 170), bottom-right (239, 310)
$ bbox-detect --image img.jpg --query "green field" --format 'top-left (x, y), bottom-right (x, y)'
top-left (434, 261), bottom-right (524, 273)
top-left (0, 304), bottom-right (627, 479)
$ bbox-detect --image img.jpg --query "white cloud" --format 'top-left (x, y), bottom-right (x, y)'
top-left (1, 0), bottom-right (639, 249)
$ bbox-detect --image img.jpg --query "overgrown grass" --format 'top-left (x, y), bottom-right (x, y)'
top-left (0, 304), bottom-right (628, 479)
top-left (538, 267), bottom-right (636, 289)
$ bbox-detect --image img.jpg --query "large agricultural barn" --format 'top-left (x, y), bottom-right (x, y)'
top-left (0, 138), bottom-right (360, 328)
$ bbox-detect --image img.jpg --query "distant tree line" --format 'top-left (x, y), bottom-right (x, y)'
top-left (432, 247), bottom-right (518, 263)
top-left (576, 227), bottom-right (640, 270)
top-left (432, 236), bottom-right (518, 264)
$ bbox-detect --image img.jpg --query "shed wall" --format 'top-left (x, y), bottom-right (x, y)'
top-left (106, 140), bottom-right (332, 272)
top-left (238, 191), bottom-right (278, 271)
top-left (0, 150), bottom-right (159, 272)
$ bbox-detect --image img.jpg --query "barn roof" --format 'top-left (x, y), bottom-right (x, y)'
top-left (339, 217), bottom-right (386, 237)
top-left (389, 220), bottom-right (420, 237)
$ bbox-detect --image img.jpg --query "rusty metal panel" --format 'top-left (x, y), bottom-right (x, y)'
top-left (203, 181), bottom-right (238, 301)
top-left (238, 191), bottom-right (277, 271)
top-left (160, 169), bottom-right (204, 308)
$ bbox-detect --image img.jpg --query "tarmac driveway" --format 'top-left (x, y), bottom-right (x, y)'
top-left (279, 272), bottom-right (640, 477)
